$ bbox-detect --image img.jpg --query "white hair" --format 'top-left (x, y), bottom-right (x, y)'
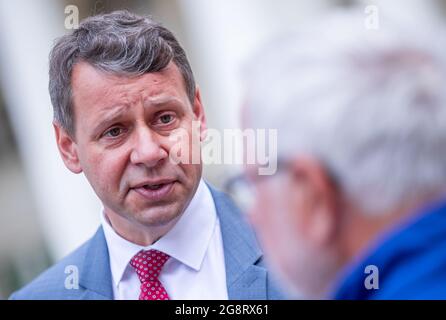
top-left (244, 10), bottom-right (446, 215)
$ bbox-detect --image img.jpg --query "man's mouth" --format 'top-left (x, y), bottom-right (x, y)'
top-left (142, 184), bottom-right (164, 190)
top-left (132, 180), bottom-right (176, 201)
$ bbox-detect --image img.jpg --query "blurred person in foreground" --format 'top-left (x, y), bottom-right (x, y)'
top-left (240, 11), bottom-right (446, 299)
top-left (10, 10), bottom-right (283, 300)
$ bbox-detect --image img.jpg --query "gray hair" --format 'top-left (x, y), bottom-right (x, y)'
top-left (49, 10), bottom-right (195, 137)
top-left (244, 10), bottom-right (446, 215)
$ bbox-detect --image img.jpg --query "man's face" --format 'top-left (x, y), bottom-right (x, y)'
top-left (247, 164), bottom-right (339, 298)
top-left (57, 61), bottom-right (205, 230)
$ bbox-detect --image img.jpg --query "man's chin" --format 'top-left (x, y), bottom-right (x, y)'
top-left (132, 204), bottom-right (183, 228)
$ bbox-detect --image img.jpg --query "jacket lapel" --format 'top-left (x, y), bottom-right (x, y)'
top-left (209, 185), bottom-right (268, 299)
top-left (78, 227), bottom-right (114, 300)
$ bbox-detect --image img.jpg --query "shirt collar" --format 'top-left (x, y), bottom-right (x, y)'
top-left (101, 179), bottom-right (217, 288)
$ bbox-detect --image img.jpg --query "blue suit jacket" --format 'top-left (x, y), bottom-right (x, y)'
top-left (332, 199), bottom-right (446, 299)
top-left (10, 186), bottom-right (285, 300)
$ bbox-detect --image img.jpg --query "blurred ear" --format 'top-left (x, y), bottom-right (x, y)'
top-left (53, 122), bottom-right (82, 174)
top-left (288, 156), bottom-right (340, 247)
top-left (192, 86), bottom-right (207, 141)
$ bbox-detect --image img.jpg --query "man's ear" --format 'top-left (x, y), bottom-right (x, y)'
top-left (53, 122), bottom-right (82, 174)
top-left (192, 86), bottom-right (207, 141)
top-left (289, 156), bottom-right (340, 247)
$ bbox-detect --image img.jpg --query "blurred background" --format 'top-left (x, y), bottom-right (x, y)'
top-left (0, 0), bottom-right (444, 298)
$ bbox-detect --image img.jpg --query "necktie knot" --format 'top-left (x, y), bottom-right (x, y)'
top-left (130, 249), bottom-right (170, 283)
top-left (129, 249), bottom-right (171, 300)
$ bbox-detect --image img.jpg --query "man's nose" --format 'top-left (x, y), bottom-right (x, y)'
top-left (130, 126), bottom-right (168, 167)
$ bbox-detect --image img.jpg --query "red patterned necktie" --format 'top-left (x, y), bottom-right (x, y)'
top-left (130, 249), bottom-right (171, 300)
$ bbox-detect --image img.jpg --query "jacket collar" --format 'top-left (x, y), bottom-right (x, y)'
top-left (79, 227), bottom-right (114, 299)
top-left (208, 184), bottom-right (268, 299)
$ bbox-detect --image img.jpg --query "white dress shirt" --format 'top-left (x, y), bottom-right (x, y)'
top-left (100, 179), bottom-right (229, 300)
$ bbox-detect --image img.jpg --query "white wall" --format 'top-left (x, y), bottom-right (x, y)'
top-left (0, 0), bottom-right (101, 260)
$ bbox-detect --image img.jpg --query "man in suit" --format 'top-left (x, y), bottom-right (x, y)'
top-left (10, 10), bottom-right (283, 300)
top-left (239, 11), bottom-right (446, 299)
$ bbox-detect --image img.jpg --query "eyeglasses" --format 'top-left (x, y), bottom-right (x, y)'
top-left (224, 158), bottom-right (340, 215)
top-left (223, 158), bottom-right (289, 214)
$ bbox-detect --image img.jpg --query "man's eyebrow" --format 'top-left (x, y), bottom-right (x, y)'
top-left (145, 96), bottom-right (184, 107)
top-left (100, 105), bottom-right (130, 122)
top-left (92, 105), bottom-right (130, 134)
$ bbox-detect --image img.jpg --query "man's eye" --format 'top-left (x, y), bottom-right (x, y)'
top-left (158, 114), bottom-right (175, 124)
top-left (104, 127), bottom-right (123, 138)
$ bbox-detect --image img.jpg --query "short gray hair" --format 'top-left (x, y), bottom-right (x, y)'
top-left (49, 10), bottom-right (195, 137)
top-left (244, 10), bottom-right (446, 215)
